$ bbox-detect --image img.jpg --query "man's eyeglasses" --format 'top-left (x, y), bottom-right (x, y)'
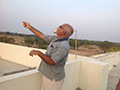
top-left (58, 26), bottom-right (66, 31)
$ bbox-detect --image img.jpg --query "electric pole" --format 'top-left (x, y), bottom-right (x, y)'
top-left (75, 30), bottom-right (77, 59)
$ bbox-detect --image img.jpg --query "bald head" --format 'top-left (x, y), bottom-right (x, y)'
top-left (61, 24), bottom-right (74, 38)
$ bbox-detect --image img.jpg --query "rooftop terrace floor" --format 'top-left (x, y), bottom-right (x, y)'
top-left (0, 58), bottom-right (35, 77)
top-left (107, 63), bottom-right (120, 90)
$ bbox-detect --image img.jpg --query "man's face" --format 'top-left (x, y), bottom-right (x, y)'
top-left (56, 26), bottom-right (66, 36)
top-left (54, 24), bottom-right (73, 37)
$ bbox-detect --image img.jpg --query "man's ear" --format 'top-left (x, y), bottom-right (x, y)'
top-left (62, 30), bottom-right (66, 35)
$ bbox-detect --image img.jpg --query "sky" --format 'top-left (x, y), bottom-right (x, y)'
top-left (0, 0), bottom-right (120, 43)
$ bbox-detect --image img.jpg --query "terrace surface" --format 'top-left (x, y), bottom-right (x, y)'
top-left (0, 58), bottom-right (36, 77)
top-left (107, 63), bottom-right (120, 90)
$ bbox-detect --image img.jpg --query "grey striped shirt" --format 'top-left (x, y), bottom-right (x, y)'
top-left (38, 35), bottom-right (70, 81)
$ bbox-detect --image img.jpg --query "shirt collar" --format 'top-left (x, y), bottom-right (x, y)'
top-left (53, 36), bottom-right (69, 42)
top-left (58, 38), bottom-right (68, 41)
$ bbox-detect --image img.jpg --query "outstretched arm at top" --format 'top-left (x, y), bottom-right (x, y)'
top-left (23, 21), bottom-right (44, 39)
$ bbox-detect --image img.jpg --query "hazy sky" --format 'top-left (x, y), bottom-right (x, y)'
top-left (0, 0), bottom-right (120, 42)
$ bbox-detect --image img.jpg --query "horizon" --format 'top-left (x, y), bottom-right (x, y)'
top-left (0, 31), bottom-right (120, 44)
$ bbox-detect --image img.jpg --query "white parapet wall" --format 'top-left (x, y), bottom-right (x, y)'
top-left (63, 60), bottom-right (81, 90)
top-left (0, 42), bottom-right (109, 90)
top-left (79, 58), bottom-right (109, 90)
top-left (91, 52), bottom-right (120, 90)
top-left (0, 70), bottom-right (42, 90)
top-left (0, 58), bottom-right (109, 90)
top-left (0, 42), bottom-right (83, 68)
top-left (91, 51), bottom-right (120, 70)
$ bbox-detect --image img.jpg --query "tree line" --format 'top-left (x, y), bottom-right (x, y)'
top-left (0, 31), bottom-right (120, 53)
top-left (69, 39), bottom-right (120, 53)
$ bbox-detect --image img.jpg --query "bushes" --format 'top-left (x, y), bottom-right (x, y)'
top-left (69, 39), bottom-right (98, 49)
top-left (0, 36), bottom-right (15, 44)
top-left (107, 47), bottom-right (120, 52)
top-left (69, 39), bottom-right (120, 53)
top-left (97, 41), bottom-right (113, 52)
top-left (24, 36), bottom-right (48, 49)
top-left (38, 45), bottom-right (47, 49)
top-left (25, 37), bottom-right (36, 44)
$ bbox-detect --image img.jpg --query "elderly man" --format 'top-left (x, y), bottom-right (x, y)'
top-left (23, 22), bottom-right (74, 90)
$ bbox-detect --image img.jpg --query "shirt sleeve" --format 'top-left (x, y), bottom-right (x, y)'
top-left (43, 35), bottom-right (54, 44)
top-left (51, 46), bottom-right (68, 64)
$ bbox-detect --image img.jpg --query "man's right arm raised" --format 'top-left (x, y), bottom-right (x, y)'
top-left (23, 21), bottom-right (44, 39)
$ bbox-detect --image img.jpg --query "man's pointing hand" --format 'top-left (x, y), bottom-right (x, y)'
top-left (23, 21), bottom-right (31, 29)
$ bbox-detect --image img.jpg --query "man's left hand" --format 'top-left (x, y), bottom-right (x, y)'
top-left (29, 50), bottom-right (40, 57)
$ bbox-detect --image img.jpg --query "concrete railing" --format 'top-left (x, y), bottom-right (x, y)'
top-left (0, 70), bottom-right (42, 90)
top-left (0, 42), bottom-right (109, 90)
top-left (0, 42), bottom-right (83, 68)
top-left (0, 58), bottom-right (109, 90)
top-left (0, 42), bottom-right (44, 68)
top-left (78, 58), bottom-right (109, 90)
top-left (91, 51), bottom-right (120, 70)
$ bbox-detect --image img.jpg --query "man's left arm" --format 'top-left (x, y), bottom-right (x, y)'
top-left (29, 50), bottom-right (55, 66)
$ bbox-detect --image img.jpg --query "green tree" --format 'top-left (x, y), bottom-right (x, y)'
top-left (25, 37), bottom-right (36, 44)
top-left (0, 36), bottom-right (15, 44)
top-left (97, 41), bottom-right (114, 52)
top-left (69, 39), bottom-right (75, 48)
top-left (6, 32), bottom-right (11, 35)
top-left (24, 36), bottom-right (48, 49)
